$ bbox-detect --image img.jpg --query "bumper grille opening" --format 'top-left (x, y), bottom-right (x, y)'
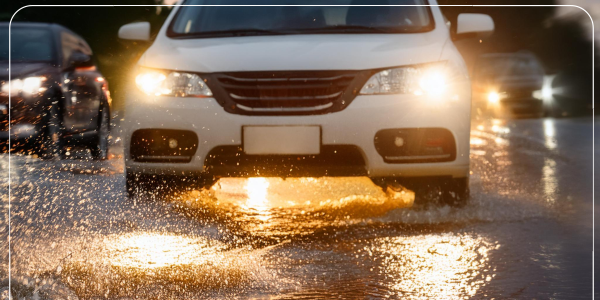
top-left (209, 70), bottom-right (369, 116)
top-left (130, 129), bottom-right (198, 163)
top-left (374, 128), bottom-right (456, 164)
top-left (204, 145), bottom-right (366, 177)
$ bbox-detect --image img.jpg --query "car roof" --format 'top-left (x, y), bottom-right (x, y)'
top-left (1, 22), bottom-right (89, 44)
top-left (0, 22), bottom-right (69, 33)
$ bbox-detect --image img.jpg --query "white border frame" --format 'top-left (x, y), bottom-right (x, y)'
top-left (5, 3), bottom-right (595, 298)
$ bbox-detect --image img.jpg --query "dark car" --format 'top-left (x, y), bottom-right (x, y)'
top-left (472, 51), bottom-right (545, 118)
top-left (0, 22), bottom-right (110, 159)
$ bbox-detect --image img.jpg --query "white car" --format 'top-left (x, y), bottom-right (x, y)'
top-left (119, 1), bottom-right (494, 205)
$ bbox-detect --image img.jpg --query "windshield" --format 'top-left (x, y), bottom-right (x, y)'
top-left (0, 27), bottom-right (55, 62)
top-left (476, 56), bottom-right (544, 79)
top-left (168, 0), bottom-right (434, 38)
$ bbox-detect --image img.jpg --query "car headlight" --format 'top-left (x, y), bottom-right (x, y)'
top-left (487, 91), bottom-right (508, 103)
top-left (359, 63), bottom-right (451, 96)
top-left (1, 76), bottom-right (47, 96)
top-left (135, 68), bottom-right (213, 97)
top-left (533, 84), bottom-right (553, 102)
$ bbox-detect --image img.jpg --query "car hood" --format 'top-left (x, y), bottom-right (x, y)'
top-left (496, 75), bottom-right (544, 88)
top-left (476, 74), bottom-right (544, 91)
top-left (0, 62), bottom-right (55, 81)
top-left (142, 33), bottom-right (447, 72)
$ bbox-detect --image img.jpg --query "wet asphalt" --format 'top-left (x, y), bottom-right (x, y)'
top-left (0, 116), bottom-right (596, 299)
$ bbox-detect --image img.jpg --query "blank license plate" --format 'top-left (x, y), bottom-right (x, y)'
top-left (243, 126), bottom-right (320, 155)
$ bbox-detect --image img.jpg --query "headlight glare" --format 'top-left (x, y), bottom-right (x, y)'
top-left (1, 76), bottom-right (47, 96)
top-left (418, 70), bottom-right (446, 96)
top-left (135, 69), bottom-right (212, 97)
top-left (487, 91), bottom-right (508, 103)
top-left (360, 63), bottom-right (449, 96)
top-left (135, 71), bottom-right (166, 96)
top-left (488, 91), bottom-right (500, 103)
top-left (533, 84), bottom-right (553, 102)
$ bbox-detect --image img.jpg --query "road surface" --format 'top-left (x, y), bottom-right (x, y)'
top-left (0, 117), bottom-right (595, 299)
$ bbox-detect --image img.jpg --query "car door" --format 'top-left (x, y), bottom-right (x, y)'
top-left (60, 30), bottom-right (102, 135)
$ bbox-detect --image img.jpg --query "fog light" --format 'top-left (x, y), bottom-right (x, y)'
top-left (394, 137), bottom-right (404, 147)
top-left (488, 92), bottom-right (500, 103)
top-left (374, 128), bottom-right (456, 163)
top-left (542, 85), bottom-right (553, 101)
top-left (168, 138), bottom-right (178, 149)
top-left (130, 129), bottom-right (198, 163)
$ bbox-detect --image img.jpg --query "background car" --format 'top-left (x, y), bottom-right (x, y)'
top-left (0, 22), bottom-right (111, 159)
top-left (471, 51), bottom-right (545, 118)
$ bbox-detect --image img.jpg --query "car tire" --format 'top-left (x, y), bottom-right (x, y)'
top-left (125, 171), bottom-right (141, 199)
top-left (126, 171), bottom-right (160, 199)
top-left (37, 103), bottom-right (65, 160)
top-left (439, 177), bottom-right (470, 207)
top-left (91, 103), bottom-right (110, 160)
top-left (373, 177), bottom-right (469, 207)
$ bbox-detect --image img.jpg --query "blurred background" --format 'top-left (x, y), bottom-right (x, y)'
top-left (0, 0), bottom-right (597, 117)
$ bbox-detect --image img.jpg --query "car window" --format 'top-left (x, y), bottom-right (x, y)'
top-left (61, 31), bottom-right (80, 67)
top-left (169, 0), bottom-right (433, 38)
top-left (475, 56), bottom-right (544, 79)
top-left (78, 39), bottom-right (93, 56)
top-left (0, 27), bottom-right (55, 62)
top-left (61, 31), bottom-right (93, 68)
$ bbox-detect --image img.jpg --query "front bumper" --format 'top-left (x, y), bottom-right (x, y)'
top-left (123, 89), bottom-right (471, 178)
top-left (474, 92), bottom-right (544, 117)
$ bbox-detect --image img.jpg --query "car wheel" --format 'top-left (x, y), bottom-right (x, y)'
top-left (125, 171), bottom-right (140, 199)
top-left (439, 177), bottom-right (470, 207)
top-left (373, 177), bottom-right (469, 207)
top-left (91, 103), bottom-right (110, 160)
top-left (126, 172), bottom-right (159, 199)
top-left (37, 103), bottom-right (64, 160)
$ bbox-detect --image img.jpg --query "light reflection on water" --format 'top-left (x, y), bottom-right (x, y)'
top-left (542, 119), bottom-right (558, 204)
top-left (543, 119), bottom-right (557, 150)
top-left (8, 170), bottom-right (512, 299)
top-left (177, 177), bottom-right (413, 237)
top-left (55, 230), bottom-right (499, 299)
top-left (60, 232), bottom-right (278, 298)
top-left (242, 177), bottom-right (271, 221)
top-left (376, 233), bottom-right (497, 299)
top-left (106, 232), bottom-right (226, 269)
top-left (470, 137), bottom-right (487, 146)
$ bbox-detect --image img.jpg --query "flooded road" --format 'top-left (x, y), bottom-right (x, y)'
top-left (0, 117), bottom-right (594, 299)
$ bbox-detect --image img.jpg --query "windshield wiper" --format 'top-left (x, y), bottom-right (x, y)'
top-left (293, 25), bottom-right (400, 34)
top-left (172, 26), bottom-right (410, 39)
top-left (176, 28), bottom-right (288, 38)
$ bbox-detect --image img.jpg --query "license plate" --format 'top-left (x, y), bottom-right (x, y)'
top-left (243, 126), bottom-right (320, 155)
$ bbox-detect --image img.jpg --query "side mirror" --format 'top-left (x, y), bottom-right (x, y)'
top-left (455, 13), bottom-right (494, 39)
top-left (68, 52), bottom-right (92, 69)
top-left (118, 22), bottom-right (151, 41)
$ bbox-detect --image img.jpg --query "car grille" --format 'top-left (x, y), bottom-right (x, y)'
top-left (210, 70), bottom-right (368, 116)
